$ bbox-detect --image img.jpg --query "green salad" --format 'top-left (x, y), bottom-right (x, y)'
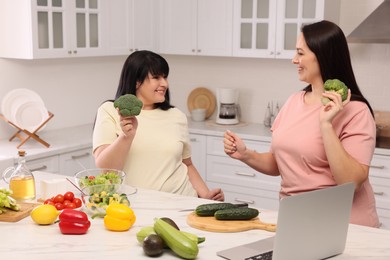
top-left (78, 171), bottom-right (123, 193)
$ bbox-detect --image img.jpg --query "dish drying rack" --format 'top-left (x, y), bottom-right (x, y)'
top-left (0, 112), bottom-right (54, 148)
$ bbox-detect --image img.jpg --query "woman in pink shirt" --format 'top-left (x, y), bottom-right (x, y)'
top-left (224, 20), bottom-right (379, 228)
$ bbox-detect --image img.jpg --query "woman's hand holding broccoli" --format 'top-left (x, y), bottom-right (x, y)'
top-left (114, 94), bottom-right (142, 137)
top-left (320, 79), bottom-right (351, 127)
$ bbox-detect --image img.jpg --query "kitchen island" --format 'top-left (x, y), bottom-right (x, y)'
top-left (1, 171), bottom-right (390, 259)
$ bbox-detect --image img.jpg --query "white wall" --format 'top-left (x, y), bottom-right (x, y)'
top-left (0, 0), bottom-right (389, 140)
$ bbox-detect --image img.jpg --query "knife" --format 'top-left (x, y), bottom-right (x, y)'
top-left (179, 203), bottom-right (249, 212)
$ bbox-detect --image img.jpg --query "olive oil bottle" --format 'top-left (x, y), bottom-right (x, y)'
top-left (2, 150), bottom-right (36, 201)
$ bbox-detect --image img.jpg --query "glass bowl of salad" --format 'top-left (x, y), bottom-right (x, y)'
top-left (74, 168), bottom-right (126, 192)
top-left (81, 184), bottom-right (137, 217)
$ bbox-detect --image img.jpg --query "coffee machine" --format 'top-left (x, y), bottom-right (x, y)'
top-left (216, 88), bottom-right (239, 125)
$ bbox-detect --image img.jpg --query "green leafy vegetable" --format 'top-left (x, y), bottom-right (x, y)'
top-left (321, 79), bottom-right (348, 105)
top-left (114, 94), bottom-right (143, 116)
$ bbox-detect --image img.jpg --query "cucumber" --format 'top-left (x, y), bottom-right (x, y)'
top-left (195, 202), bottom-right (238, 216)
top-left (154, 218), bottom-right (199, 259)
top-left (214, 207), bottom-right (259, 220)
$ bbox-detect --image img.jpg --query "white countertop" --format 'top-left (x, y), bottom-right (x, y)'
top-left (1, 171), bottom-right (390, 259)
top-left (1, 120), bottom-right (389, 173)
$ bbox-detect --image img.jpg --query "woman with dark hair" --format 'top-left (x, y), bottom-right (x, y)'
top-left (93, 50), bottom-right (224, 201)
top-left (224, 20), bottom-right (379, 227)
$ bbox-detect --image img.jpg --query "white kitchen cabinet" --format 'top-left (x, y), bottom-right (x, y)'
top-left (0, 0), bottom-right (104, 59)
top-left (158, 0), bottom-right (233, 56)
top-left (23, 155), bottom-right (60, 174)
top-left (232, 0), bottom-right (340, 59)
top-left (206, 135), bottom-right (281, 209)
top-left (59, 147), bottom-right (95, 176)
top-left (105, 0), bottom-right (157, 55)
top-left (369, 154), bottom-right (390, 230)
top-left (189, 133), bottom-right (207, 180)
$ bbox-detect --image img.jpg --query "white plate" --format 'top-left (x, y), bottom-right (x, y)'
top-left (12, 101), bottom-right (48, 132)
top-left (1, 88), bottom-right (45, 121)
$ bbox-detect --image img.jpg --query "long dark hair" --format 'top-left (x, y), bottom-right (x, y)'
top-left (301, 20), bottom-right (374, 116)
top-left (114, 50), bottom-right (174, 110)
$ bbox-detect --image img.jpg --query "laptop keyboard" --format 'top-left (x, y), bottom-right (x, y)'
top-left (245, 251), bottom-right (273, 260)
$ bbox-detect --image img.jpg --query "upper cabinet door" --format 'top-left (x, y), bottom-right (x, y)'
top-left (197, 0), bottom-right (233, 56)
top-left (158, 0), bottom-right (233, 57)
top-left (106, 0), bottom-right (157, 56)
top-left (159, 0), bottom-right (197, 55)
top-left (0, 0), bottom-right (105, 59)
top-left (233, 0), bottom-right (326, 59)
top-left (275, 0), bottom-right (325, 59)
top-left (232, 0), bottom-right (277, 58)
top-left (35, 0), bottom-right (104, 58)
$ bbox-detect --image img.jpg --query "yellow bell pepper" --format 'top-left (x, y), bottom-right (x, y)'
top-left (104, 203), bottom-right (136, 231)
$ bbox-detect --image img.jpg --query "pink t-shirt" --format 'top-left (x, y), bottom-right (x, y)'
top-left (271, 91), bottom-right (379, 228)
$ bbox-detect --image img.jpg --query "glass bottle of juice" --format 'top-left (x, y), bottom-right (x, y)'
top-left (2, 150), bottom-right (36, 201)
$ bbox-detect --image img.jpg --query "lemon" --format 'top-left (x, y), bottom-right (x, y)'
top-left (30, 204), bottom-right (59, 225)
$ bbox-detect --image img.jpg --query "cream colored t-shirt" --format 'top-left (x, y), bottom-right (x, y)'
top-left (93, 101), bottom-right (197, 197)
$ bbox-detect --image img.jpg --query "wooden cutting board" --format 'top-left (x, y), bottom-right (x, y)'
top-left (0, 202), bottom-right (40, 222)
top-left (187, 212), bottom-right (277, 232)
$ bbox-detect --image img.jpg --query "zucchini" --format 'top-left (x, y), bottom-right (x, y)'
top-left (195, 202), bottom-right (238, 216)
top-left (214, 207), bottom-right (259, 220)
top-left (136, 226), bottom-right (205, 245)
top-left (154, 218), bottom-right (199, 259)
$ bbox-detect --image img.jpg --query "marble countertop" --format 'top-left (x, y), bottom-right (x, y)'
top-left (1, 171), bottom-right (390, 259)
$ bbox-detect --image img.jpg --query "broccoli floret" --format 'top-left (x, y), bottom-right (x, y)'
top-left (114, 94), bottom-right (143, 116)
top-left (321, 79), bottom-right (348, 105)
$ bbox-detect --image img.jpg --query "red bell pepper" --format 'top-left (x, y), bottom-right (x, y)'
top-left (59, 209), bottom-right (91, 235)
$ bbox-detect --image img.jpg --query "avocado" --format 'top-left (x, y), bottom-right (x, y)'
top-left (142, 234), bottom-right (164, 257)
top-left (161, 217), bottom-right (180, 230)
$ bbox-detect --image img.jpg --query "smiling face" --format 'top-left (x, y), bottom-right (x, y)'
top-left (136, 73), bottom-right (169, 110)
top-left (292, 33), bottom-right (321, 86)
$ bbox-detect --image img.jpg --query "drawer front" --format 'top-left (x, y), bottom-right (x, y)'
top-left (370, 176), bottom-right (390, 206)
top-left (370, 154), bottom-right (390, 179)
top-left (207, 181), bottom-right (280, 211)
top-left (207, 136), bottom-right (270, 156)
top-left (59, 148), bottom-right (95, 176)
top-left (377, 208), bottom-right (390, 230)
top-left (206, 155), bottom-right (281, 192)
top-left (26, 156), bottom-right (59, 173)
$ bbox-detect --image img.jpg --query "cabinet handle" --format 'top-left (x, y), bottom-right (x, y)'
top-left (68, 50), bottom-right (72, 54)
top-left (235, 171), bottom-right (255, 177)
top-left (71, 152), bottom-right (90, 160)
top-left (369, 165), bottom-right (385, 169)
top-left (197, 49), bottom-right (201, 53)
top-left (374, 191), bottom-right (384, 196)
top-left (192, 49), bottom-right (196, 52)
top-left (73, 50), bottom-right (77, 54)
top-left (30, 165), bottom-right (48, 172)
top-left (234, 198), bottom-right (254, 204)
top-left (190, 138), bottom-right (197, 142)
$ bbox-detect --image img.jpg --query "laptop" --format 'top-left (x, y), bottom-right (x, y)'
top-left (217, 182), bottom-right (355, 260)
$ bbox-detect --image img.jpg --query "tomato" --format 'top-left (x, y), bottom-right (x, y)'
top-left (54, 194), bottom-right (65, 203)
top-left (44, 198), bottom-right (53, 204)
top-left (64, 191), bottom-right (74, 201)
top-left (54, 202), bottom-right (65, 210)
top-left (88, 176), bottom-right (95, 180)
top-left (66, 202), bottom-right (76, 209)
top-left (45, 200), bottom-right (55, 206)
top-left (63, 200), bottom-right (71, 208)
top-left (72, 198), bottom-right (82, 208)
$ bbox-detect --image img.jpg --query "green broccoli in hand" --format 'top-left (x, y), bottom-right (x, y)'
top-left (114, 94), bottom-right (143, 116)
top-left (321, 79), bottom-right (348, 105)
